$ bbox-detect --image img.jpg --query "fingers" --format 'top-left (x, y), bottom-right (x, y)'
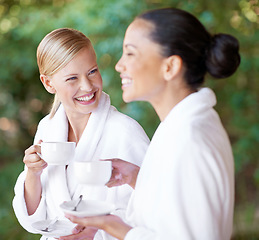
top-left (59, 222), bottom-right (98, 240)
top-left (23, 141), bottom-right (47, 174)
top-left (65, 214), bottom-right (87, 226)
top-left (106, 172), bottom-right (124, 188)
top-left (24, 144), bottom-right (41, 159)
top-left (72, 225), bottom-right (85, 234)
top-left (65, 214), bottom-right (104, 230)
top-left (23, 152), bottom-right (46, 168)
top-left (24, 139), bottom-right (43, 157)
top-left (100, 158), bottom-right (139, 189)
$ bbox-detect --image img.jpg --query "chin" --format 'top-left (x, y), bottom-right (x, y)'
top-left (122, 94), bottom-right (134, 103)
top-left (123, 90), bottom-right (144, 103)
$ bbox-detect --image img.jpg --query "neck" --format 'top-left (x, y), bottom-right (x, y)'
top-left (67, 113), bottom-right (91, 144)
top-left (151, 84), bottom-right (194, 121)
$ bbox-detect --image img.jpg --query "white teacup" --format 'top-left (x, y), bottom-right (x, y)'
top-left (74, 161), bottom-right (112, 185)
top-left (40, 142), bottom-right (76, 165)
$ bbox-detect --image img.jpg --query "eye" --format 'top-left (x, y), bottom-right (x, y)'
top-left (124, 51), bottom-right (134, 57)
top-left (88, 68), bottom-right (98, 75)
top-left (66, 76), bottom-right (77, 81)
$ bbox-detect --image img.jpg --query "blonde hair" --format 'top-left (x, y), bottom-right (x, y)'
top-left (37, 28), bottom-right (93, 118)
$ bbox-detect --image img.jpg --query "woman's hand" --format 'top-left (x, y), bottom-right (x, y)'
top-left (65, 214), bottom-right (132, 240)
top-left (59, 225), bottom-right (98, 240)
top-left (23, 140), bottom-right (47, 176)
top-left (103, 159), bottom-right (140, 189)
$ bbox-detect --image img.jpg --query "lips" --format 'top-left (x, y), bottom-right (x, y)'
top-left (76, 93), bottom-right (94, 102)
top-left (74, 91), bottom-right (97, 105)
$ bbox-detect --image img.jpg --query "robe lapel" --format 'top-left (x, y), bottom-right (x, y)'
top-left (73, 92), bottom-right (111, 163)
top-left (71, 92), bottom-right (111, 200)
top-left (47, 165), bottom-right (72, 204)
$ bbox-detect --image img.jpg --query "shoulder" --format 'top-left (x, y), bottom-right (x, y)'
top-left (108, 106), bottom-right (145, 130)
top-left (37, 114), bottom-right (51, 129)
top-left (177, 116), bottom-right (232, 164)
top-left (37, 104), bottom-right (65, 129)
top-left (160, 106), bottom-right (228, 151)
top-left (106, 106), bottom-right (150, 141)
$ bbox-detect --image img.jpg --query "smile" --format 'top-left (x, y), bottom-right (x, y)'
top-left (75, 93), bottom-right (95, 102)
top-left (122, 78), bottom-right (133, 85)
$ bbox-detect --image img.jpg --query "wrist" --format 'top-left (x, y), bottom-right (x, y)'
top-left (105, 218), bottom-right (132, 240)
top-left (129, 166), bottom-right (139, 189)
top-left (27, 168), bottom-right (43, 178)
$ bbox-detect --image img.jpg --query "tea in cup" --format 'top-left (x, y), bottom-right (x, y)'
top-left (40, 142), bottom-right (76, 165)
top-left (74, 161), bottom-right (112, 185)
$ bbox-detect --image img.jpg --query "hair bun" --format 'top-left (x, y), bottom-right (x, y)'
top-left (206, 33), bottom-right (240, 79)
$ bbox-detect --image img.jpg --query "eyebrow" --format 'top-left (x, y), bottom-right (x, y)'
top-left (125, 43), bottom-right (137, 49)
top-left (64, 73), bottom-right (78, 78)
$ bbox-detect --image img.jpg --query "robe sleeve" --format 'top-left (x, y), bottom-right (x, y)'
top-left (12, 120), bottom-right (48, 233)
top-left (12, 169), bottom-right (47, 233)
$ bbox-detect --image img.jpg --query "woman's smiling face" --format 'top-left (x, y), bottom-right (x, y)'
top-left (49, 46), bottom-right (103, 117)
top-left (115, 19), bottom-right (166, 104)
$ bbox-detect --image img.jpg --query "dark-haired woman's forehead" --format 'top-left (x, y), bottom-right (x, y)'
top-left (123, 19), bottom-right (157, 49)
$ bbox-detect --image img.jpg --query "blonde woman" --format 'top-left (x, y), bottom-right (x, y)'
top-left (13, 28), bottom-right (149, 240)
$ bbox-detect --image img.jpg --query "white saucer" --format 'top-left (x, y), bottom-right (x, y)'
top-left (60, 199), bottom-right (115, 217)
top-left (32, 219), bottom-right (75, 237)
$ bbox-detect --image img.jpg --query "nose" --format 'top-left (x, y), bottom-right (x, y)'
top-left (115, 56), bottom-right (124, 73)
top-left (80, 77), bottom-right (93, 91)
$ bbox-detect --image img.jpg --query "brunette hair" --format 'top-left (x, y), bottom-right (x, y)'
top-left (137, 8), bottom-right (240, 89)
top-left (37, 28), bottom-right (93, 118)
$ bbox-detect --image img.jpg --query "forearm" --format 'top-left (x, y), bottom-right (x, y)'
top-left (104, 218), bottom-right (132, 240)
top-left (66, 213), bottom-right (132, 240)
top-left (24, 170), bottom-right (42, 215)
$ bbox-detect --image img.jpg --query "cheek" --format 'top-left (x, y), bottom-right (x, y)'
top-left (93, 74), bottom-right (103, 88)
top-left (133, 64), bottom-right (152, 83)
top-left (97, 77), bottom-right (103, 88)
top-left (56, 85), bottom-right (75, 100)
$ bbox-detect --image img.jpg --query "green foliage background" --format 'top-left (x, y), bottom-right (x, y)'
top-left (0, 0), bottom-right (258, 239)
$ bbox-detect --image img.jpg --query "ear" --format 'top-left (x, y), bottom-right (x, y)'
top-left (163, 55), bottom-right (183, 81)
top-left (40, 74), bottom-right (56, 94)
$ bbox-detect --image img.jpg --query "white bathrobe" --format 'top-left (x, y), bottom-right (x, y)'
top-left (125, 88), bottom-right (234, 240)
top-left (13, 92), bottom-right (150, 240)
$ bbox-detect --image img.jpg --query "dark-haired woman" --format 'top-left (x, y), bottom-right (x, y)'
top-left (66, 8), bottom-right (240, 240)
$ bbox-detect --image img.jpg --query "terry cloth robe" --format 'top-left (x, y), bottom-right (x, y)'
top-left (125, 88), bottom-right (234, 240)
top-left (13, 92), bottom-right (150, 240)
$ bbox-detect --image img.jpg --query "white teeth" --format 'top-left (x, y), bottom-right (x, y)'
top-left (76, 93), bottom-right (94, 101)
top-left (122, 78), bottom-right (132, 85)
